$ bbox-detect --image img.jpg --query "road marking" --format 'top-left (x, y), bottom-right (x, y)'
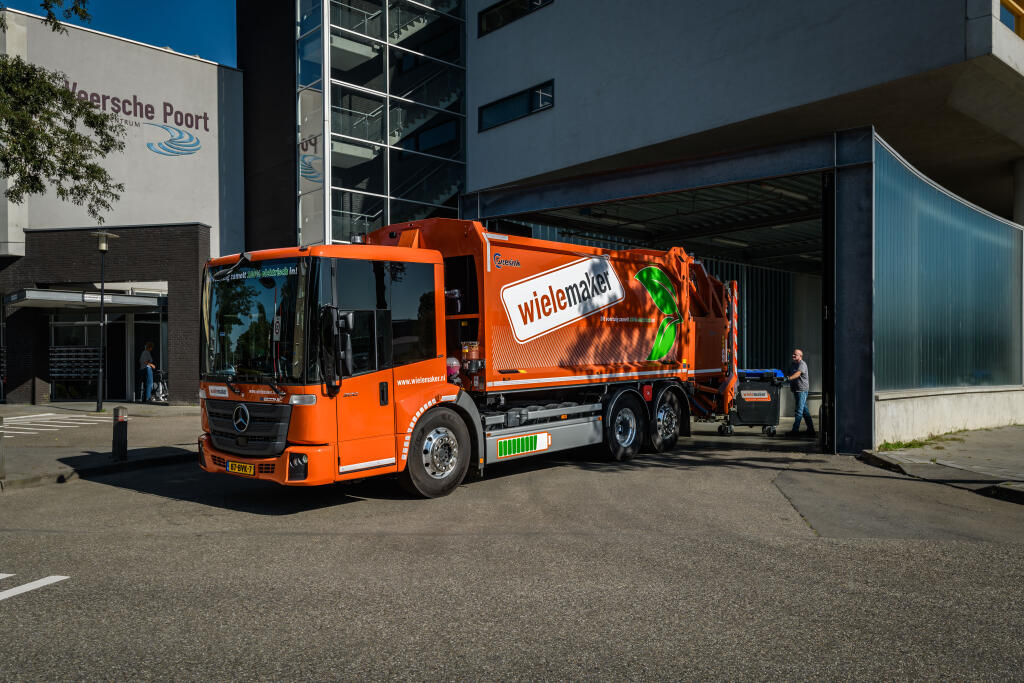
top-left (0, 574), bottom-right (14, 580)
top-left (0, 575), bottom-right (70, 601)
top-left (1, 424), bottom-right (59, 431)
top-left (0, 412), bottom-right (130, 439)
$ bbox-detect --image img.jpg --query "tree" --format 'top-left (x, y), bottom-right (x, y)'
top-left (0, 1), bottom-right (126, 223)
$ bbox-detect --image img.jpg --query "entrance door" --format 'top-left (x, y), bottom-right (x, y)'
top-left (133, 312), bottom-right (166, 401)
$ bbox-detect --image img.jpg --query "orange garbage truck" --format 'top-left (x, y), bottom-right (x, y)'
top-left (198, 218), bottom-right (738, 497)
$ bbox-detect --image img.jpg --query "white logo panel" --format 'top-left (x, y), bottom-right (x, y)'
top-left (500, 258), bottom-right (625, 343)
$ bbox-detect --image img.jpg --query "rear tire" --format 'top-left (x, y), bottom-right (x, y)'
top-left (647, 389), bottom-right (682, 453)
top-left (398, 407), bottom-right (470, 498)
top-left (605, 394), bottom-right (646, 461)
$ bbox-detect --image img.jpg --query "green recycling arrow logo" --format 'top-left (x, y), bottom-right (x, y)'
top-left (635, 266), bottom-right (680, 361)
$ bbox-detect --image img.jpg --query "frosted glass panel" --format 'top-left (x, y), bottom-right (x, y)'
top-left (874, 141), bottom-right (1022, 390)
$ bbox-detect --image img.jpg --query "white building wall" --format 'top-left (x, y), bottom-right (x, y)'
top-left (466, 0), bottom-right (997, 192)
top-left (0, 10), bottom-right (243, 257)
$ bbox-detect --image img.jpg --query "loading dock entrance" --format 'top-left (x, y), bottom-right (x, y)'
top-left (461, 129), bottom-right (878, 453)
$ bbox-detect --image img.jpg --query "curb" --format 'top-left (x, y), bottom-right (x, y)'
top-left (0, 452), bottom-right (194, 493)
top-left (858, 450), bottom-right (1024, 505)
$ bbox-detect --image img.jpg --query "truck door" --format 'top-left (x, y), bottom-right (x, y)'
top-left (337, 309), bottom-right (395, 474)
top-left (334, 261), bottom-right (396, 475)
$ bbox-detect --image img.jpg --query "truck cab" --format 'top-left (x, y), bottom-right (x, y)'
top-left (198, 242), bottom-right (476, 497)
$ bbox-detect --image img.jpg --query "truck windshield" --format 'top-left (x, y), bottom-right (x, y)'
top-left (202, 258), bottom-right (312, 384)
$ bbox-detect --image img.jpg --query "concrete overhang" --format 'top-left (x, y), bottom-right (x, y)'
top-left (3, 288), bottom-right (165, 313)
top-left (498, 22), bottom-right (1024, 220)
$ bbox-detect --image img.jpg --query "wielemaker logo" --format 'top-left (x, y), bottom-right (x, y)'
top-left (501, 258), bottom-right (625, 343)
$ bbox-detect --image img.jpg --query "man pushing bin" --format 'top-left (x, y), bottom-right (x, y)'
top-left (785, 349), bottom-right (815, 437)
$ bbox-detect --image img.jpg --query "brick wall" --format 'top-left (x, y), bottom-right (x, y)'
top-left (0, 224), bottom-right (210, 404)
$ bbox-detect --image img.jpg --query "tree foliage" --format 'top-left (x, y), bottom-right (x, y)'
top-left (0, 1), bottom-right (90, 33)
top-left (0, 1), bottom-right (126, 223)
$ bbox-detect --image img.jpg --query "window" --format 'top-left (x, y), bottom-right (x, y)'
top-left (335, 259), bottom-right (390, 374)
top-left (390, 262), bottom-right (436, 365)
top-left (478, 81), bottom-right (553, 131)
top-left (442, 255), bottom-right (478, 315)
top-left (478, 0), bottom-right (552, 37)
top-left (329, 258), bottom-right (436, 370)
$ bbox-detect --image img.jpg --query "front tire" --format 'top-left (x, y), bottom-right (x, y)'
top-left (647, 389), bottom-right (682, 453)
top-left (605, 394), bottom-right (646, 461)
top-left (398, 407), bottom-right (471, 498)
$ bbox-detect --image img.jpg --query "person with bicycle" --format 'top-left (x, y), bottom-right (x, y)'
top-left (139, 342), bottom-right (156, 402)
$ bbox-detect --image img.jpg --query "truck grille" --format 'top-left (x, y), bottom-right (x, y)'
top-left (206, 399), bottom-right (292, 457)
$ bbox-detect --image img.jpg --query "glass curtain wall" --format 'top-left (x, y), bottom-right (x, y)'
top-left (874, 139), bottom-right (1023, 390)
top-left (298, 0), bottom-right (465, 244)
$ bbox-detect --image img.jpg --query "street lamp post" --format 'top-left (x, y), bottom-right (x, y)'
top-left (91, 231), bottom-right (118, 412)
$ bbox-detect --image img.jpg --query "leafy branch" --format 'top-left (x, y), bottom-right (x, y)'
top-left (0, 1), bottom-right (126, 223)
top-left (0, 0), bottom-right (90, 33)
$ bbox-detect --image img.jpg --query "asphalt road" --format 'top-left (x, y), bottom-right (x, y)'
top-left (2, 430), bottom-right (1023, 680)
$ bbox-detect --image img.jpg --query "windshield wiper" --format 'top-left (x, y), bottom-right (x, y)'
top-left (211, 252), bottom-right (253, 281)
top-left (224, 376), bottom-right (242, 395)
top-left (232, 371), bottom-right (287, 396)
top-left (265, 377), bottom-right (286, 396)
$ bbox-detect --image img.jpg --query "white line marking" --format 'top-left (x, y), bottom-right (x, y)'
top-left (0, 574), bottom-right (14, 580)
top-left (0, 576), bottom-right (70, 601)
top-left (2, 424), bottom-right (60, 431)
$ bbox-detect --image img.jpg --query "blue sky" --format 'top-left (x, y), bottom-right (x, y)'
top-left (6, 0), bottom-right (237, 66)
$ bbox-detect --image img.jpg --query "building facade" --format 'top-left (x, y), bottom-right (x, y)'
top-left (240, 0), bottom-right (1024, 452)
top-left (240, 0), bottom-right (466, 249)
top-left (0, 10), bottom-right (243, 404)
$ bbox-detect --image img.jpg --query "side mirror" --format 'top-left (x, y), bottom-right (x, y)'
top-left (339, 310), bottom-right (354, 333)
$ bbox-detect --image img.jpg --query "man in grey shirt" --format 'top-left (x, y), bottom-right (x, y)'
top-left (785, 348), bottom-right (815, 436)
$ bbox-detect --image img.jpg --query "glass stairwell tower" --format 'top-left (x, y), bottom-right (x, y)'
top-left (297, 0), bottom-right (466, 245)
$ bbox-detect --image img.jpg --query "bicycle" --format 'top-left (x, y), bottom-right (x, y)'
top-left (139, 369), bottom-right (169, 403)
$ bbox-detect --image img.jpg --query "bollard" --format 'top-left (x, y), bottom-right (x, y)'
top-left (112, 406), bottom-right (128, 462)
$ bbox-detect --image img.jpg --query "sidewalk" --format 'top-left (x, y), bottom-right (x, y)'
top-left (860, 425), bottom-right (1024, 504)
top-left (0, 402), bottom-right (200, 491)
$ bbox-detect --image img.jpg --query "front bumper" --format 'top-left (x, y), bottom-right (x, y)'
top-left (198, 433), bottom-right (335, 486)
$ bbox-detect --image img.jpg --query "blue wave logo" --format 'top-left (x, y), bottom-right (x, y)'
top-left (299, 154), bottom-right (324, 183)
top-left (145, 123), bottom-right (201, 156)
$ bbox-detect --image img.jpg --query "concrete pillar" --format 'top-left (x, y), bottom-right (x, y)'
top-left (1013, 159), bottom-right (1024, 224)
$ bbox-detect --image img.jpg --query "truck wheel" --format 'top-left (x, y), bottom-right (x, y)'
top-left (605, 394), bottom-right (646, 461)
top-left (398, 407), bottom-right (471, 498)
top-left (648, 390), bottom-right (682, 453)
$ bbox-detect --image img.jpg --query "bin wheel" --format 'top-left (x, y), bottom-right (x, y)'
top-left (724, 424), bottom-right (734, 436)
top-left (766, 426), bottom-right (776, 437)
top-left (761, 426), bottom-right (768, 434)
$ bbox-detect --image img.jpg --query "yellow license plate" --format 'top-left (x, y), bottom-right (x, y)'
top-left (227, 461), bottom-right (255, 476)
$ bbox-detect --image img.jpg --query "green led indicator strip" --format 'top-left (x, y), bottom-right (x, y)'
top-left (497, 433), bottom-right (547, 458)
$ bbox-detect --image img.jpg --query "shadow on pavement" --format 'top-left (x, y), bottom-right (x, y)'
top-left (68, 431), bottom-right (921, 514)
top-left (73, 454), bottom-right (408, 516)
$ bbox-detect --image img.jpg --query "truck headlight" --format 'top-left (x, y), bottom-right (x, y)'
top-left (288, 394), bottom-right (317, 405)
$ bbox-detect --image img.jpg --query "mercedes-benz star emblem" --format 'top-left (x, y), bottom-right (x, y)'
top-left (232, 404), bottom-right (250, 433)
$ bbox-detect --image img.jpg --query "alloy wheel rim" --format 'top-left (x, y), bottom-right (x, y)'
top-left (657, 400), bottom-right (678, 440)
top-left (422, 427), bottom-right (459, 479)
top-left (614, 408), bottom-right (637, 447)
